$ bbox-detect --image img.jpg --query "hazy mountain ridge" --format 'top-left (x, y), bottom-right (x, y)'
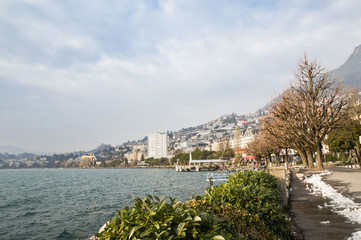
top-left (0, 145), bottom-right (54, 155)
top-left (331, 44), bottom-right (361, 89)
top-left (262, 44), bottom-right (361, 112)
top-left (0, 145), bottom-right (33, 155)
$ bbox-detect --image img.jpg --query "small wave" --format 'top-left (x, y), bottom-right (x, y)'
top-left (24, 211), bottom-right (36, 217)
top-left (81, 206), bottom-right (99, 213)
top-left (56, 229), bottom-right (75, 240)
top-left (1, 168), bottom-right (210, 239)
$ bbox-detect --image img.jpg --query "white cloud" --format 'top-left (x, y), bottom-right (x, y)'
top-left (0, 0), bottom-right (361, 152)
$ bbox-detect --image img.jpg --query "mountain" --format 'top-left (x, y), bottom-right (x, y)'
top-left (0, 145), bottom-right (54, 155)
top-left (331, 44), bottom-right (361, 89)
top-left (90, 143), bottom-right (113, 153)
top-left (0, 145), bottom-right (31, 154)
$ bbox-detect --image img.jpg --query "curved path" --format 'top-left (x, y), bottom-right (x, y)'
top-left (290, 167), bottom-right (361, 240)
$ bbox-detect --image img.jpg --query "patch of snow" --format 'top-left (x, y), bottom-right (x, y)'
top-left (348, 231), bottom-right (361, 240)
top-left (304, 171), bottom-right (361, 239)
top-left (296, 173), bottom-right (304, 179)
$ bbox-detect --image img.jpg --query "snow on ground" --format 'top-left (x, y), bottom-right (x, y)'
top-left (304, 170), bottom-right (361, 240)
top-left (349, 231), bottom-right (361, 240)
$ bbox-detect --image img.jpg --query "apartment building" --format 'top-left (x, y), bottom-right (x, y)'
top-left (148, 132), bottom-right (168, 158)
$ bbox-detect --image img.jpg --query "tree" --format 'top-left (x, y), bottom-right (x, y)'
top-left (293, 55), bottom-right (347, 170)
top-left (246, 132), bottom-right (274, 167)
top-left (221, 148), bottom-right (235, 159)
top-left (347, 88), bottom-right (361, 168)
top-left (99, 160), bottom-right (107, 168)
top-left (268, 54), bottom-right (347, 171)
top-left (171, 153), bottom-right (189, 165)
top-left (325, 113), bottom-right (361, 167)
top-left (265, 96), bottom-right (314, 169)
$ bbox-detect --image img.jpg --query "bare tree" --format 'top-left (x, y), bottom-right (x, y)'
top-left (246, 130), bottom-right (279, 167)
top-left (292, 55), bottom-right (347, 170)
top-left (265, 55), bottom-right (347, 171)
top-left (263, 112), bottom-right (312, 168)
top-left (264, 88), bottom-right (315, 168)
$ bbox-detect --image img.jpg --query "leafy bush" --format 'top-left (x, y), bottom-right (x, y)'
top-left (201, 171), bottom-right (292, 239)
top-left (187, 200), bottom-right (276, 240)
top-left (95, 195), bottom-right (229, 240)
top-left (324, 153), bottom-right (339, 162)
top-left (96, 171), bottom-right (292, 240)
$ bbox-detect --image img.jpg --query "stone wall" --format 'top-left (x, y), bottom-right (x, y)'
top-left (269, 167), bottom-right (290, 207)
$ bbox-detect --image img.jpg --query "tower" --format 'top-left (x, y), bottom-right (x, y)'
top-left (147, 132), bottom-right (168, 158)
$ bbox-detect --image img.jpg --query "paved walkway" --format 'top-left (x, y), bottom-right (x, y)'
top-left (289, 167), bottom-right (361, 240)
top-left (323, 167), bottom-right (361, 203)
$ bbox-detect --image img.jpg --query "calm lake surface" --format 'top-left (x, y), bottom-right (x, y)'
top-left (0, 168), bottom-right (210, 240)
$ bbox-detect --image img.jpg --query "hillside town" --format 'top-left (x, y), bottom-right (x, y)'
top-left (0, 110), bottom-right (267, 168)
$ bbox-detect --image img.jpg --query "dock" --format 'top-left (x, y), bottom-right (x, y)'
top-left (175, 165), bottom-right (200, 172)
top-left (175, 152), bottom-right (229, 172)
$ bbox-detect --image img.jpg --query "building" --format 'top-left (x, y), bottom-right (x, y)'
top-left (211, 137), bottom-right (230, 151)
top-left (148, 132), bottom-right (168, 158)
top-left (81, 154), bottom-right (97, 166)
top-left (240, 129), bottom-right (258, 149)
top-left (124, 145), bottom-right (146, 164)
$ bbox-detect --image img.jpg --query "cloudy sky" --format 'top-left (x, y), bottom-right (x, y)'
top-left (1, 0), bottom-right (361, 153)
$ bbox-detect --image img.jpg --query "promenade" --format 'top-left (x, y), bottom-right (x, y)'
top-left (290, 166), bottom-right (361, 240)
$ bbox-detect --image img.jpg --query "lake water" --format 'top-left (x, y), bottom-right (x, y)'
top-left (0, 168), bottom-right (210, 240)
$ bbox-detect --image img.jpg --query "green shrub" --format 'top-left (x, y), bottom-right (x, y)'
top-left (187, 200), bottom-right (276, 240)
top-left (324, 153), bottom-right (339, 162)
top-left (96, 171), bottom-right (292, 240)
top-left (95, 195), bottom-right (229, 240)
top-left (201, 171), bottom-right (292, 239)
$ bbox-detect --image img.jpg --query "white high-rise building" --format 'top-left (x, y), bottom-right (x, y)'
top-left (148, 132), bottom-right (168, 158)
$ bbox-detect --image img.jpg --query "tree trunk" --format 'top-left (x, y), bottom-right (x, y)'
top-left (315, 142), bottom-right (324, 171)
top-left (341, 152), bottom-right (345, 165)
top-left (298, 148), bottom-right (308, 168)
top-left (275, 150), bottom-right (280, 165)
top-left (255, 154), bottom-right (261, 167)
top-left (285, 148), bottom-right (289, 166)
top-left (266, 154), bottom-right (271, 167)
top-left (306, 147), bottom-right (314, 169)
top-left (354, 145), bottom-right (361, 170)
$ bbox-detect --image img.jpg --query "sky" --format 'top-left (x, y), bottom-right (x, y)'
top-left (1, 0), bottom-right (361, 153)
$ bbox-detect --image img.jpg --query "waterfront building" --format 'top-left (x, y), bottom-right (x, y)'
top-left (81, 154), bottom-right (97, 166)
top-left (125, 146), bottom-right (146, 164)
top-left (148, 132), bottom-right (168, 158)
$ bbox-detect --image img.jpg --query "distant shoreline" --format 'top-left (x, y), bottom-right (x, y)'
top-left (0, 166), bottom-right (176, 170)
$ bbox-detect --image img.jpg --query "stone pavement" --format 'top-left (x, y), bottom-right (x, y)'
top-left (289, 167), bottom-right (361, 240)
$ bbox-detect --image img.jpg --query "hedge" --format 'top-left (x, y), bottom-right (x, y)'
top-left (95, 170), bottom-right (292, 240)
